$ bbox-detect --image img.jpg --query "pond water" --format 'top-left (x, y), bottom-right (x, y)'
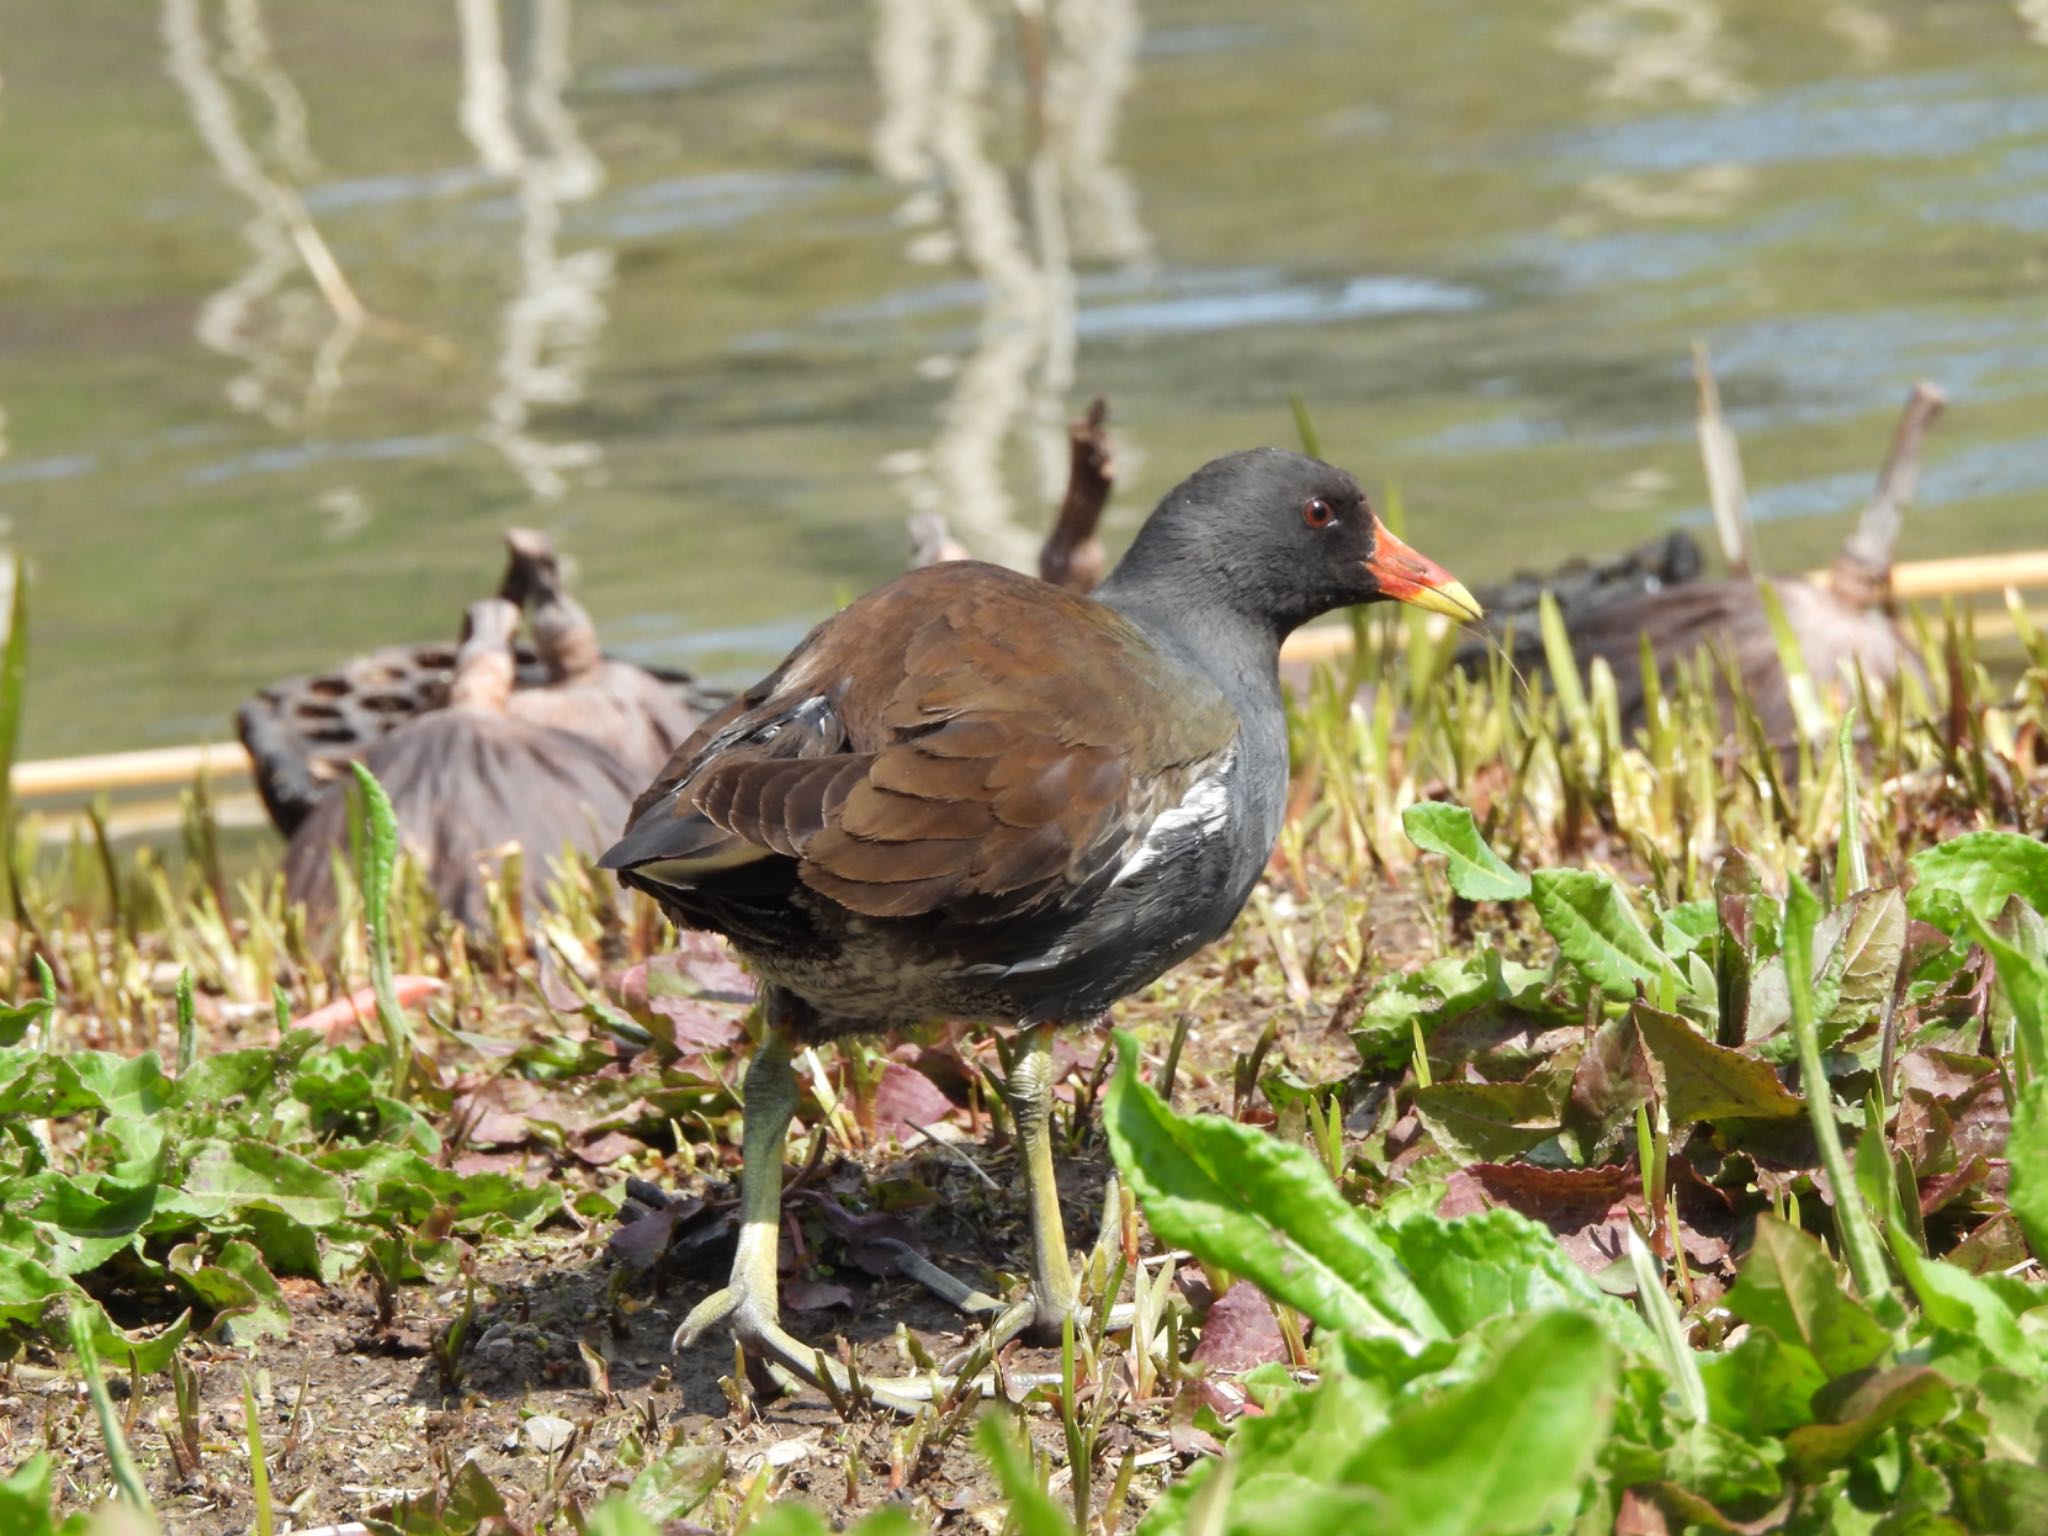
top-left (3, 0), bottom-right (2047, 759)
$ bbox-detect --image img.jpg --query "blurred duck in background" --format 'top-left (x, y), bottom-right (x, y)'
top-left (281, 598), bottom-right (641, 933)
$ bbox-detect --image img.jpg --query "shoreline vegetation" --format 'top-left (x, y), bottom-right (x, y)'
top-left (3, 547), bottom-right (2046, 1532)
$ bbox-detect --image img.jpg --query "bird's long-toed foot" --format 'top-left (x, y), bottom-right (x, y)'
top-left (676, 1017), bottom-right (1107, 1414)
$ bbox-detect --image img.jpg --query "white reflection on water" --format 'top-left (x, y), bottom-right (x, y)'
top-left (455, 0), bottom-right (614, 502)
top-left (872, 0), bottom-right (1147, 568)
top-left (2026, 1), bottom-right (2048, 47)
top-left (1555, 0), bottom-right (1754, 226)
top-left (160, 0), bottom-right (368, 425)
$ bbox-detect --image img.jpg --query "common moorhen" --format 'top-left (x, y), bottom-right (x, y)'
top-left (601, 448), bottom-right (1478, 1409)
top-left (284, 599), bottom-right (643, 934)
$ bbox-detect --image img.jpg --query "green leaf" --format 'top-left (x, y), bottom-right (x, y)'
top-left (1386, 1209), bottom-right (1653, 1351)
top-left (1411, 1081), bottom-right (1559, 1163)
top-left (1724, 1214), bottom-right (1890, 1377)
top-left (0, 1249), bottom-right (75, 1329)
top-left (1953, 1462), bottom-right (2048, 1534)
top-left (741, 1508), bottom-right (831, 1536)
top-left (1910, 832), bottom-right (2048, 925)
top-left (1531, 868), bottom-right (1683, 1000)
top-left (1886, 1233), bottom-right (2029, 1362)
top-left (1973, 905), bottom-right (2048, 1083)
top-left (1337, 1311), bottom-right (1615, 1536)
top-left (0, 1453), bottom-right (74, 1536)
top-left (1631, 1004), bottom-right (1804, 1123)
top-left (169, 1240), bottom-right (289, 1343)
top-left (1140, 1372), bottom-right (1393, 1535)
top-left (65, 1294), bottom-right (191, 1375)
top-left (170, 1140), bottom-right (346, 1228)
top-left (1401, 804), bottom-right (1530, 902)
top-left (622, 1442), bottom-right (725, 1522)
top-left (1104, 1034), bottom-right (1442, 1341)
top-left (2006, 1078), bottom-right (2048, 1265)
top-left (1697, 1329), bottom-right (1829, 1439)
top-left (174, 1049), bottom-right (284, 1109)
top-left (0, 999), bottom-right (51, 1049)
top-left (66, 1053), bottom-right (172, 1119)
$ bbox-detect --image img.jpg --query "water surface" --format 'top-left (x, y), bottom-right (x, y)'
top-left (2, 0), bottom-right (2046, 758)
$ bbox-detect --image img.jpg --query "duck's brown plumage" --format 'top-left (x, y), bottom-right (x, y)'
top-left (500, 529), bottom-right (703, 777)
top-left (283, 600), bottom-right (642, 933)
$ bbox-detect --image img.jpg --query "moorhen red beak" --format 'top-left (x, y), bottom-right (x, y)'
top-left (1363, 520), bottom-right (1483, 621)
top-left (600, 447), bottom-right (1475, 1412)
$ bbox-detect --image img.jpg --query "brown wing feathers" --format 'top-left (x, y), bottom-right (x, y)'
top-left (610, 564), bottom-right (1237, 923)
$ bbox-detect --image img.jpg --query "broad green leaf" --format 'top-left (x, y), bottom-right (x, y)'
top-left (1973, 904), bottom-right (2048, 1082)
top-left (2006, 1078), bottom-right (2048, 1264)
top-left (742, 1509), bottom-right (832, 1536)
top-left (0, 999), bottom-right (51, 1049)
top-left (1830, 888), bottom-right (1906, 1025)
top-left (1886, 1233), bottom-right (2028, 1362)
top-left (0, 1250), bottom-right (75, 1328)
top-left (1411, 1081), bottom-right (1559, 1163)
top-left (67, 1053), bottom-right (172, 1119)
top-left (1338, 1311), bottom-right (1615, 1536)
top-left (580, 1496), bottom-right (660, 1536)
top-left (64, 1295), bottom-right (191, 1375)
top-left (1910, 832), bottom-right (2048, 925)
top-left (1953, 1462), bottom-right (2048, 1534)
top-left (1655, 900), bottom-right (1720, 959)
top-left (170, 1140), bottom-right (346, 1228)
top-left (1386, 1209), bottom-right (1653, 1351)
top-left (1531, 868), bottom-right (1683, 999)
top-left (1140, 1371), bottom-right (1392, 1535)
top-left (1632, 1004), bottom-right (1803, 1123)
top-left (1105, 1035), bottom-right (1442, 1341)
top-left (169, 1240), bottom-right (289, 1343)
top-left (1401, 803), bottom-right (1530, 902)
top-left (1724, 1215), bottom-right (1889, 1377)
top-left (174, 1048), bottom-right (284, 1109)
top-left (621, 1442), bottom-right (725, 1523)
top-left (1348, 952), bottom-right (1555, 1072)
top-left (1697, 1330), bottom-right (1829, 1439)
top-left (0, 1453), bottom-right (79, 1536)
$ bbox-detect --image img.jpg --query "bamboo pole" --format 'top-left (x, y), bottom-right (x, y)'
top-left (11, 552), bottom-right (2048, 804)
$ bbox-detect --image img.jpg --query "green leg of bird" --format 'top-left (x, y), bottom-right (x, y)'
top-left (886, 1021), bottom-right (1130, 1359)
top-left (678, 1020), bottom-right (1071, 1415)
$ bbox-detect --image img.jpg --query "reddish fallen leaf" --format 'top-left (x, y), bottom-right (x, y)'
top-left (871, 1061), bottom-right (958, 1145)
top-left (279, 977), bottom-right (445, 1045)
top-left (785, 1279), bottom-right (854, 1312)
top-left (1190, 1281), bottom-right (1290, 1374)
top-left (461, 1110), bottom-right (532, 1148)
top-left (1616, 1488), bottom-right (1671, 1536)
top-left (575, 1131), bottom-right (643, 1168)
top-left (607, 1195), bottom-right (714, 1275)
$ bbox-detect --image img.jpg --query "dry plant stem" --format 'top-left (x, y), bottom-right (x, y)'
top-left (1692, 341), bottom-right (1760, 579)
top-left (1833, 381), bottom-right (1948, 607)
top-left (1040, 396), bottom-right (1113, 592)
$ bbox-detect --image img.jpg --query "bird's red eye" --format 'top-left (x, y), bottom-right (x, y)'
top-left (1302, 497), bottom-right (1336, 530)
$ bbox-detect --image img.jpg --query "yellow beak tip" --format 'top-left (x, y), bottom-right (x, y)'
top-left (1406, 579), bottom-right (1483, 624)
